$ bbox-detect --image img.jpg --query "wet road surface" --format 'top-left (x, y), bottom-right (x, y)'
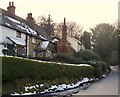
top-left (73, 66), bottom-right (119, 96)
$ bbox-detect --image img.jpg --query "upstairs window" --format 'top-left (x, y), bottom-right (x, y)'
top-left (16, 32), bottom-right (21, 38)
top-left (32, 37), bottom-right (36, 44)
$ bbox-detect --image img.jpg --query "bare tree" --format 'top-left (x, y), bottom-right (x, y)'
top-left (54, 23), bottom-right (63, 38)
top-left (36, 15), bottom-right (55, 37)
top-left (54, 21), bottom-right (83, 39)
top-left (67, 22), bottom-right (83, 38)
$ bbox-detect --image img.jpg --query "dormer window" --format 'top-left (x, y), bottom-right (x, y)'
top-left (16, 32), bottom-right (21, 38)
top-left (32, 37), bottom-right (36, 43)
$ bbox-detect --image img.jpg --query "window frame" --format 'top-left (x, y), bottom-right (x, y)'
top-left (16, 32), bottom-right (21, 38)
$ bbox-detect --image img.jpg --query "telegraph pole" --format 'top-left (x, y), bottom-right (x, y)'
top-left (118, 30), bottom-right (120, 65)
top-left (25, 35), bottom-right (28, 58)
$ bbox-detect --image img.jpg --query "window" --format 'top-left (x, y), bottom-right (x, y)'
top-left (32, 50), bottom-right (35, 57)
top-left (4, 44), bottom-right (7, 48)
top-left (38, 52), bottom-right (43, 58)
top-left (16, 32), bottom-right (21, 38)
top-left (32, 37), bottom-right (36, 43)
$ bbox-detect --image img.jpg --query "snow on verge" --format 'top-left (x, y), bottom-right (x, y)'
top-left (11, 78), bottom-right (96, 96)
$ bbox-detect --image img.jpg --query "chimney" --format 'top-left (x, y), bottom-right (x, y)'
top-left (58, 17), bottom-right (68, 53)
top-left (7, 1), bottom-right (16, 14)
top-left (62, 17), bottom-right (67, 42)
top-left (26, 13), bottom-right (34, 22)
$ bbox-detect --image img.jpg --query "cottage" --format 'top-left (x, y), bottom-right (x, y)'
top-left (53, 18), bottom-right (84, 56)
top-left (0, 2), bottom-right (52, 59)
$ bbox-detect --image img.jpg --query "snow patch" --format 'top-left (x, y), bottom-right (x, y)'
top-left (4, 16), bottom-right (43, 37)
top-left (40, 41), bottom-right (49, 49)
top-left (78, 64), bottom-right (91, 66)
top-left (11, 78), bottom-right (96, 96)
top-left (39, 35), bottom-right (47, 40)
top-left (7, 37), bottom-right (25, 46)
top-left (16, 24), bottom-right (26, 30)
top-left (5, 16), bottom-right (20, 24)
top-left (5, 23), bottom-right (11, 27)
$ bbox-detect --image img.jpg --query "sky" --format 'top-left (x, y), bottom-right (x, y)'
top-left (0, 0), bottom-right (119, 31)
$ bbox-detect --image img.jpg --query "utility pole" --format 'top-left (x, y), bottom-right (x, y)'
top-left (118, 30), bottom-right (120, 65)
top-left (25, 35), bottom-right (28, 58)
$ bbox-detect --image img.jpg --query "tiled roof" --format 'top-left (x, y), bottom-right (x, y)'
top-left (0, 8), bottom-right (51, 41)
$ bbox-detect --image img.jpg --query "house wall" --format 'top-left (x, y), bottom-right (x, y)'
top-left (0, 25), bottom-right (48, 58)
top-left (0, 25), bottom-right (16, 55)
top-left (67, 35), bottom-right (84, 52)
top-left (16, 31), bottom-right (26, 47)
top-left (28, 36), bottom-right (41, 58)
top-left (16, 46), bottom-right (25, 55)
top-left (0, 25), bottom-right (3, 55)
top-left (0, 25), bottom-right (26, 55)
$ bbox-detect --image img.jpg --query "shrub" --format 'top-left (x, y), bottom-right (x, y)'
top-left (16, 53), bottom-right (27, 58)
top-left (51, 54), bottom-right (73, 63)
top-left (93, 67), bottom-right (102, 78)
top-left (96, 61), bottom-right (108, 74)
top-left (88, 60), bottom-right (108, 74)
top-left (74, 49), bottom-right (101, 61)
top-left (51, 54), bottom-right (84, 64)
top-left (2, 56), bottom-right (100, 82)
top-left (110, 50), bottom-right (118, 66)
top-left (2, 49), bottom-right (9, 56)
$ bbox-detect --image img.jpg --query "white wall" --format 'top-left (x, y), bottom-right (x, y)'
top-left (0, 25), bottom-right (26, 55)
top-left (27, 36), bottom-right (29, 57)
top-left (67, 35), bottom-right (84, 52)
top-left (0, 25), bottom-right (2, 55)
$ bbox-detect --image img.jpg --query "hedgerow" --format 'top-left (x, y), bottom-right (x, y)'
top-left (51, 54), bottom-right (84, 64)
top-left (87, 60), bottom-right (108, 74)
top-left (2, 56), bottom-right (100, 82)
top-left (74, 49), bottom-right (101, 61)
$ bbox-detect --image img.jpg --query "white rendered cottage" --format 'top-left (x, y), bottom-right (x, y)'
top-left (0, 2), bottom-right (51, 58)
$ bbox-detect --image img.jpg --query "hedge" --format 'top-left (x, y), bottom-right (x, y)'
top-left (51, 54), bottom-right (84, 64)
top-left (2, 56), bottom-right (100, 82)
top-left (74, 49), bottom-right (101, 61)
top-left (51, 54), bottom-right (107, 75)
top-left (88, 60), bottom-right (108, 74)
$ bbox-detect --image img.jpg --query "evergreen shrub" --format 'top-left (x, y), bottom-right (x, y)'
top-left (2, 56), bottom-right (101, 82)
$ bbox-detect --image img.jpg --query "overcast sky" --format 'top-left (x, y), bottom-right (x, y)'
top-left (1, 0), bottom-right (119, 31)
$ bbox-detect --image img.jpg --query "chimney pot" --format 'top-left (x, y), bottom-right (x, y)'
top-left (9, 2), bottom-right (11, 6)
top-left (12, 2), bottom-right (14, 6)
top-left (29, 13), bottom-right (32, 15)
top-left (64, 17), bottom-right (66, 25)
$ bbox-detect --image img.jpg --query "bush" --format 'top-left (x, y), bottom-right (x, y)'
top-left (16, 53), bottom-right (27, 58)
top-left (74, 49), bottom-right (101, 61)
top-left (96, 61), bottom-right (108, 74)
top-left (51, 54), bottom-right (84, 64)
top-left (2, 56), bottom-right (100, 82)
top-left (88, 60), bottom-right (108, 74)
top-left (110, 50), bottom-right (118, 66)
top-left (2, 49), bottom-right (9, 56)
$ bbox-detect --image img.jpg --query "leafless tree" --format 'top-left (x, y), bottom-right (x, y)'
top-left (54, 21), bottom-right (83, 39)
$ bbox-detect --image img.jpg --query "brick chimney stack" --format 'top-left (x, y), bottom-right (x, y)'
top-left (58, 17), bottom-right (68, 53)
top-left (62, 17), bottom-right (67, 43)
top-left (7, 2), bottom-right (16, 14)
top-left (26, 13), bottom-right (34, 22)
